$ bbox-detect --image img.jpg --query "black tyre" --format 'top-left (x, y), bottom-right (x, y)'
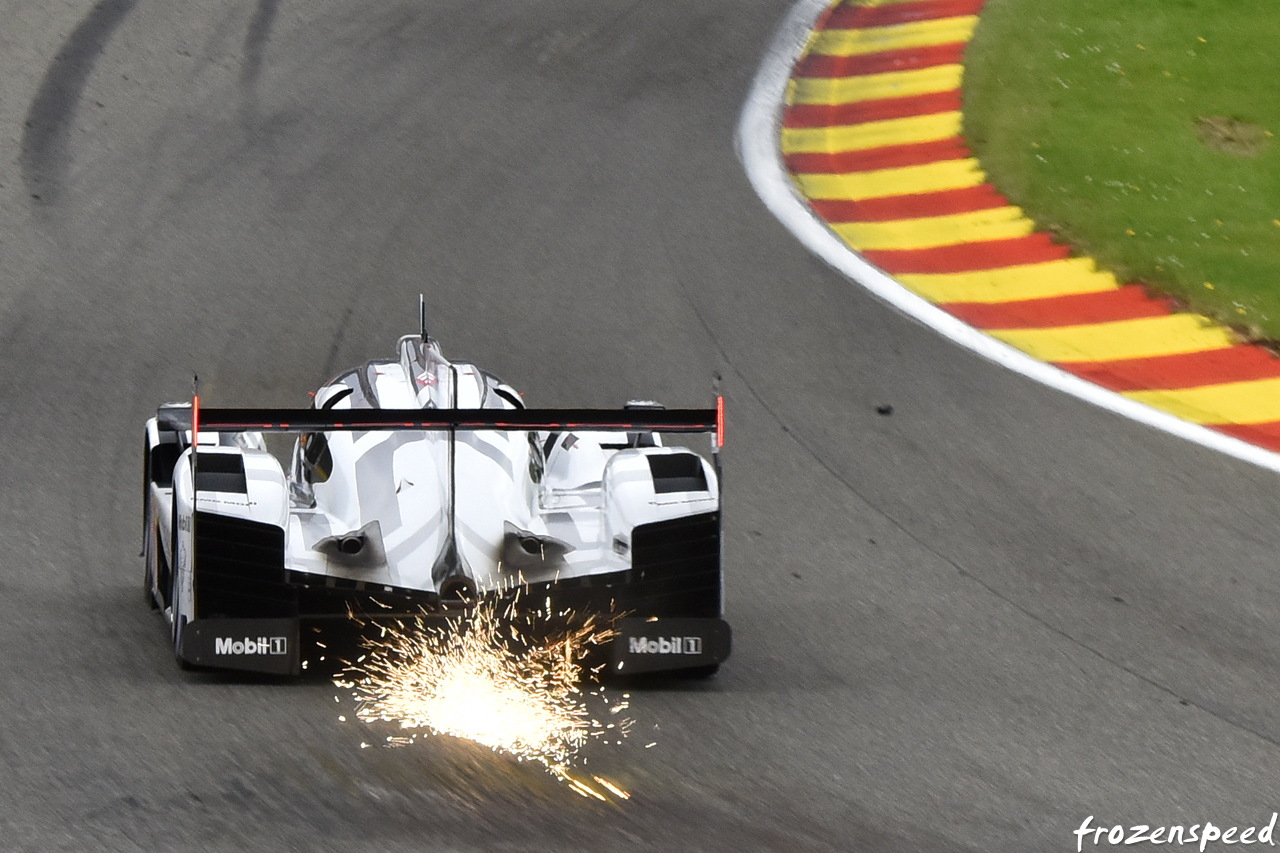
top-left (143, 520), bottom-right (159, 610)
top-left (169, 514), bottom-right (193, 670)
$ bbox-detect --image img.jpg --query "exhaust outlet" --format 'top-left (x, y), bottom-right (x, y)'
top-left (437, 575), bottom-right (476, 606)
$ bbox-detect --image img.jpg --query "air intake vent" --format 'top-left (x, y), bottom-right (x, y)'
top-left (647, 453), bottom-right (708, 494)
top-left (195, 453), bottom-right (248, 494)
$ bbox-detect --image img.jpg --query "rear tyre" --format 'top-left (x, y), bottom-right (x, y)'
top-left (172, 591), bottom-right (193, 671)
top-left (143, 520), bottom-right (159, 610)
top-left (173, 616), bottom-right (193, 670)
top-left (169, 530), bottom-right (194, 671)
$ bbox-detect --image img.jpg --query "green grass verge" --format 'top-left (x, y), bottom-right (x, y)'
top-left (963, 0), bottom-right (1280, 339)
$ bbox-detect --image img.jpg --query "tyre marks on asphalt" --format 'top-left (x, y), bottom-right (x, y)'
top-left (782, 0), bottom-right (1280, 453)
top-left (21, 0), bottom-right (141, 205)
top-left (22, 0), bottom-right (286, 205)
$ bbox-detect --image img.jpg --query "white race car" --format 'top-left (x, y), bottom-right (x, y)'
top-left (142, 311), bottom-right (729, 676)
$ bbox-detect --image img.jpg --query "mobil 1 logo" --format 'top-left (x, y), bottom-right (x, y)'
top-left (628, 635), bottom-right (703, 655)
top-left (214, 636), bottom-right (288, 656)
top-left (181, 617), bottom-right (299, 674)
top-left (613, 616), bottom-right (731, 674)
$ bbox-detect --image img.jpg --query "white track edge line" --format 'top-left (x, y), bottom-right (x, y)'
top-left (735, 0), bottom-right (1280, 476)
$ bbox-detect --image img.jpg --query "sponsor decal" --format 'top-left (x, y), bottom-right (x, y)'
top-left (214, 636), bottom-right (288, 656)
top-left (627, 636), bottom-right (703, 655)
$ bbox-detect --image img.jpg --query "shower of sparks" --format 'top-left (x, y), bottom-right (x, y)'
top-left (593, 775), bottom-right (631, 800)
top-left (337, 596), bottom-right (634, 796)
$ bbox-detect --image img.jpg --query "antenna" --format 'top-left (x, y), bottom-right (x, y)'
top-left (419, 293), bottom-right (429, 344)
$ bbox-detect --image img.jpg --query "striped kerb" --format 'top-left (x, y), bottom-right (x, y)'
top-left (782, 0), bottom-right (1280, 452)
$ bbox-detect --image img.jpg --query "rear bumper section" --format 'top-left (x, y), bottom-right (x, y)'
top-left (179, 617), bottom-right (300, 674)
top-left (177, 612), bottom-right (732, 677)
top-left (183, 509), bottom-right (728, 676)
top-left (608, 616), bottom-right (731, 675)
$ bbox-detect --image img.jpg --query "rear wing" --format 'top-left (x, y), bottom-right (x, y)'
top-left (159, 402), bottom-right (724, 445)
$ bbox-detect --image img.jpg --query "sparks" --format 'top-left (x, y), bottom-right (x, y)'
top-left (340, 597), bottom-right (633, 786)
top-left (593, 775), bottom-right (630, 800)
top-left (567, 777), bottom-right (608, 801)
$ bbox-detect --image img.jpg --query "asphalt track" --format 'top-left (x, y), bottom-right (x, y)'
top-left (6, 2), bottom-right (1280, 851)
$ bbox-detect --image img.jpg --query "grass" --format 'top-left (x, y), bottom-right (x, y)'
top-left (962, 0), bottom-right (1280, 339)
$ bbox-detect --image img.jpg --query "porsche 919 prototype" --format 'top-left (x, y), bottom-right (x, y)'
top-left (142, 312), bottom-right (729, 676)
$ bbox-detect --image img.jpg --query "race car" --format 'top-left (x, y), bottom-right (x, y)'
top-left (142, 309), bottom-right (729, 676)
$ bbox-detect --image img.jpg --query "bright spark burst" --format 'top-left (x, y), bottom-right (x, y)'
top-left (337, 597), bottom-right (633, 796)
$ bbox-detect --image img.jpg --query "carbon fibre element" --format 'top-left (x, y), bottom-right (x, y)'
top-left (185, 406), bottom-right (718, 434)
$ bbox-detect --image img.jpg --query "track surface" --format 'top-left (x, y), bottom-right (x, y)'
top-left (5, 1), bottom-right (1280, 850)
